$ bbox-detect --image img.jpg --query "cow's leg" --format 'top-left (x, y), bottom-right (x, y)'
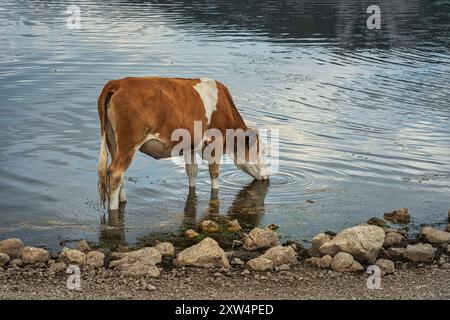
top-left (209, 163), bottom-right (220, 189)
top-left (108, 149), bottom-right (135, 211)
top-left (185, 151), bottom-right (198, 188)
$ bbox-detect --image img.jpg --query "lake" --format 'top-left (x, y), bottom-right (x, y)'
top-left (0, 0), bottom-right (449, 250)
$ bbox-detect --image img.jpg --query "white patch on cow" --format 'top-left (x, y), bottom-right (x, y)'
top-left (193, 78), bottom-right (218, 125)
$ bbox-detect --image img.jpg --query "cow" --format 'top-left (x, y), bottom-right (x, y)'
top-left (97, 77), bottom-right (269, 211)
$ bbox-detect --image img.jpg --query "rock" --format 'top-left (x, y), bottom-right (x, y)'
top-left (383, 232), bottom-right (406, 248)
top-left (85, 251), bottom-right (105, 268)
top-left (367, 217), bottom-right (388, 229)
top-left (232, 240), bottom-right (243, 248)
top-left (310, 233), bottom-right (333, 257)
top-left (155, 242), bottom-right (175, 257)
top-left (75, 240), bottom-right (91, 253)
top-left (276, 264), bottom-right (291, 271)
top-left (9, 258), bottom-right (23, 267)
top-left (260, 245), bottom-right (297, 267)
top-left (267, 223), bottom-right (279, 231)
top-left (0, 238), bottom-right (24, 257)
top-left (386, 247), bottom-right (404, 260)
top-left (147, 284), bottom-right (157, 291)
top-left (20, 246), bottom-right (50, 264)
top-left (243, 227), bottom-right (280, 251)
top-left (448, 208), bottom-right (450, 218)
top-left (384, 228), bottom-right (408, 237)
top-left (49, 262), bottom-right (67, 273)
top-left (226, 219), bottom-right (241, 233)
top-left (447, 244), bottom-right (450, 253)
top-left (246, 257), bottom-right (273, 271)
top-left (185, 229), bottom-right (199, 238)
top-left (446, 224), bottom-right (450, 232)
top-left (241, 269), bottom-right (251, 275)
top-left (319, 225), bottom-right (385, 263)
top-left (316, 255), bottom-right (333, 269)
top-left (420, 227), bottom-right (450, 244)
top-left (441, 263), bottom-right (450, 269)
top-left (110, 247), bottom-right (162, 268)
top-left (375, 259), bottom-right (395, 275)
top-left (231, 257), bottom-right (244, 265)
top-left (200, 220), bottom-right (220, 233)
top-left (60, 249), bottom-right (86, 265)
top-left (384, 208), bottom-right (410, 224)
top-left (120, 263), bottom-right (160, 278)
top-left (330, 252), bottom-right (363, 272)
top-left (402, 243), bottom-right (436, 262)
top-left (0, 253), bottom-right (10, 267)
top-left (306, 257), bottom-right (320, 266)
top-left (34, 262), bottom-right (46, 268)
top-left (175, 237), bottom-right (230, 268)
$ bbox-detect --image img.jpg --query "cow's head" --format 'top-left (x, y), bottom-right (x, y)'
top-left (233, 128), bottom-right (270, 181)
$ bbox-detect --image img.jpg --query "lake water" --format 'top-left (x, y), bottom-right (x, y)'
top-left (0, 0), bottom-right (449, 250)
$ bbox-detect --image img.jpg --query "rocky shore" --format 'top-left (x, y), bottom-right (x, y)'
top-left (0, 208), bottom-right (449, 299)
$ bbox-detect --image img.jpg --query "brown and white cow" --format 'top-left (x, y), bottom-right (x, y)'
top-left (97, 77), bottom-right (269, 210)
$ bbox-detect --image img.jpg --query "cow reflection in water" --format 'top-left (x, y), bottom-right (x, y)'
top-left (99, 180), bottom-right (269, 247)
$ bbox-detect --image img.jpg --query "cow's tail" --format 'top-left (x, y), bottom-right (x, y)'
top-left (97, 80), bottom-right (119, 208)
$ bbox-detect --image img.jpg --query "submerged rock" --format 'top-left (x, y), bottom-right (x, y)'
top-left (267, 223), bottom-right (279, 231)
top-left (260, 245), bottom-right (297, 267)
top-left (246, 257), bottom-right (273, 271)
top-left (375, 259), bottom-right (395, 275)
top-left (319, 225), bottom-right (385, 263)
top-left (330, 252), bottom-right (363, 272)
top-left (310, 233), bottom-right (333, 257)
top-left (243, 227), bottom-right (280, 251)
top-left (420, 227), bottom-right (450, 244)
top-left (155, 242), bottom-right (175, 257)
top-left (226, 219), bottom-right (242, 233)
top-left (21, 246), bottom-right (50, 264)
top-left (402, 243), bottom-right (436, 262)
top-left (367, 217), bottom-right (389, 229)
top-left (185, 229), bottom-right (199, 239)
top-left (0, 238), bottom-right (24, 258)
top-left (175, 237), bottom-right (230, 268)
top-left (0, 253), bottom-right (10, 267)
top-left (384, 208), bottom-right (410, 224)
top-left (85, 251), bottom-right (105, 268)
top-left (200, 220), bottom-right (220, 233)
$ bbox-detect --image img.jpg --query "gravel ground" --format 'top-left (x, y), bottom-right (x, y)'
top-left (1, 261), bottom-right (449, 300)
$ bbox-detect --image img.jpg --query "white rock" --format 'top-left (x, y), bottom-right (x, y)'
top-left (175, 237), bottom-right (230, 268)
top-left (319, 225), bottom-right (385, 263)
top-left (200, 220), bottom-right (220, 233)
top-left (243, 228), bottom-right (280, 251)
top-left (110, 247), bottom-right (162, 268)
top-left (402, 243), bottom-right (436, 262)
top-left (310, 233), bottom-right (333, 257)
top-left (375, 259), bottom-right (395, 275)
top-left (85, 251), bottom-right (105, 268)
top-left (21, 246), bottom-right (50, 264)
top-left (155, 242), bottom-right (175, 257)
top-left (120, 263), bottom-right (161, 277)
top-left (330, 252), bottom-right (364, 272)
top-left (0, 238), bottom-right (24, 257)
top-left (246, 257), bottom-right (273, 271)
top-left (60, 249), bottom-right (86, 265)
top-left (420, 227), bottom-right (450, 244)
top-left (260, 245), bottom-right (297, 267)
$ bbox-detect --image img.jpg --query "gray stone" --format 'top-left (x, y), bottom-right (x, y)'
top-left (246, 257), bottom-right (273, 271)
top-left (420, 227), bottom-right (450, 244)
top-left (375, 259), bottom-right (395, 275)
top-left (0, 253), bottom-right (10, 267)
top-left (383, 232), bottom-right (406, 248)
top-left (260, 245), bottom-right (297, 267)
top-left (243, 227), bottom-right (280, 251)
top-left (231, 258), bottom-right (244, 265)
top-left (316, 255), bottom-right (333, 269)
top-left (331, 252), bottom-right (364, 272)
top-left (85, 251), bottom-right (105, 268)
top-left (384, 208), bottom-right (410, 223)
top-left (402, 243), bottom-right (436, 262)
top-left (10, 258), bottom-right (23, 267)
top-left (0, 238), bottom-right (24, 258)
top-left (319, 225), bottom-right (385, 263)
top-left (155, 242), bottom-right (175, 257)
top-left (120, 263), bottom-right (160, 277)
top-left (367, 217), bottom-right (388, 229)
top-left (175, 237), bottom-right (230, 268)
top-left (110, 247), bottom-right (162, 268)
top-left (310, 233), bottom-right (333, 257)
top-left (21, 246), bottom-right (50, 264)
top-left (276, 264), bottom-right (291, 271)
